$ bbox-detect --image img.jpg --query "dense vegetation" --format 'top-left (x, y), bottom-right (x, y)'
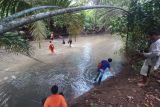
top-left (109, 0), bottom-right (160, 69)
top-left (0, 0), bottom-right (84, 54)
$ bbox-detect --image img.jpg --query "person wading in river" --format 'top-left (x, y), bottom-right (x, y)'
top-left (44, 85), bottom-right (67, 107)
top-left (50, 32), bottom-right (54, 41)
top-left (68, 38), bottom-right (72, 47)
top-left (59, 35), bottom-right (65, 44)
top-left (137, 29), bottom-right (160, 87)
top-left (94, 58), bottom-right (112, 84)
top-left (49, 41), bottom-right (55, 54)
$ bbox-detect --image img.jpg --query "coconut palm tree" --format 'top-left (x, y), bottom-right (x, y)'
top-left (0, 2), bottom-right (128, 54)
top-left (95, 0), bottom-right (130, 32)
top-left (0, 0), bottom-right (85, 53)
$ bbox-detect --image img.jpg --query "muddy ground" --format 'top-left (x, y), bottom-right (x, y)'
top-left (70, 65), bottom-right (160, 107)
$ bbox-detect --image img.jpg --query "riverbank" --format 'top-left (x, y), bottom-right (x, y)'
top-left (70, 65), bottom-right (160, 107)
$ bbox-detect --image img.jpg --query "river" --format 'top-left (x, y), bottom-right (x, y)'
top-left (0, 34), bottom-right (125, 107)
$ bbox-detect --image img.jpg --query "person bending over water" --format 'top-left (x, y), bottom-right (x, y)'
top-left (43, 85), bottom-right (67, 107)
top-left (94, 58), bottom-right (113, 84)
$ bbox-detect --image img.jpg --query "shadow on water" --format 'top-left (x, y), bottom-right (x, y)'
top-left (0, 35), bottom-right (125, 107)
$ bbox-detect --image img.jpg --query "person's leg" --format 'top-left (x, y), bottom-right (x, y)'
top-left (98, 69), bottom-right (104, 85)
top-left (98, 72), bottom-right (103, 85)
top-left (147, 65), bottom-right (152, 77)
top-left (156, 71), bottom-right (160, 83)
top-left (70, 41), bottom-right (72, 47)
top-left (50, 47), bottom-right (54, 54)
top-left (94, 72), bottom-right (100, 81)
top-left (69, 42), bottom-right (71, 47)
top-left (138, 60), bottom-right (151, 87)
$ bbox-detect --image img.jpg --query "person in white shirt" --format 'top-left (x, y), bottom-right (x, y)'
top-left (138, 30), bottom-right (160, 87)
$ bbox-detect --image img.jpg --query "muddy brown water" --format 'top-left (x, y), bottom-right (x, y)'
top-left (0, 34), bottom-right (125, 107)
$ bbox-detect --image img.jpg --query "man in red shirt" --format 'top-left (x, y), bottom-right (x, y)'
top-left (49, 41), bottom-right (54, 54)
top-left (44, 85), bottom-right (67, 107)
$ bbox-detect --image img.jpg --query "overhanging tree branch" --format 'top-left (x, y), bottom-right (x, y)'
top-left (1, 5), bottom-right (61, 22)
top-left (0, 5), bottom-right (129, 35)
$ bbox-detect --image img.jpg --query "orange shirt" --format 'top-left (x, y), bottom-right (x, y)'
top-left (44, 94), bottom-right (67, 107)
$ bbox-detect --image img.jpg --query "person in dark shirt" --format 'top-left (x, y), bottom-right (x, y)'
top-left (94, 58), bottom-right (112, 84)
top-left (68, 38), bottom-right (72, 47)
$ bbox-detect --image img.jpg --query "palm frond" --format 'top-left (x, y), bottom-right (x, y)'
top-left (0, 0), bottom-right (32, 18)
top-left (0, 32), bottom-right (32, 55)
top-left (30, 20), bottom-right (47, 48)
top-left (43, 0), bottom-right (71, 7)
top-left (64, 13), bottom-right (84, 37)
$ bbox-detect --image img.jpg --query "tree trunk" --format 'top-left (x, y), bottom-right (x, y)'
top-left (1, 6), bottom-right (60, 22)
top-left (0, 5), bottom-right (129, 35)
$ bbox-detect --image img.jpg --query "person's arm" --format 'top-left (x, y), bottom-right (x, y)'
top-left (108, 64), bottom-right (112, 73)
top-left (43, 98), bottom-right (49, 107)
top-left (61, 96), bottom-right (67, 107)
top-left (143, 51), bottom-right (160, 58)
top-left (143, 43), bottom-right (160, 58)
top-left (108, 67), bottom-right (113, 74)
top-left (97, 63), bottom-right (102, 71)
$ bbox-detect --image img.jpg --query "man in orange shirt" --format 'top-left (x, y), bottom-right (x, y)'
top-left (44, 85), bottom-right (67, 107)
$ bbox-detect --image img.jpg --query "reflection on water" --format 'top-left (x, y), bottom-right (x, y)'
top-left (0, 35), bottom-right (124, 107)
top-left (73, 43), bottom-right (92, 97)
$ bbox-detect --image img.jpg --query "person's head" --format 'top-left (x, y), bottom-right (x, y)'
top-left (49, 41), bottom-right (52, 43)
top-left (51, 85), bottom-right (58, 94)
top-left (146, 29), bottom-right (160, 42)
top-left (108, 58), bottom-right (112, 62)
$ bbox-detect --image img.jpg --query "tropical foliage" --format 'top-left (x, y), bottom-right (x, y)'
top-left (0, 32), bottom-right (32, 55)
top-left (0, 0), bottom-right (84, 54)
top-left (110, 0), bottom-right (160, 69)
top-left (83, 0), bottom-right (130, 33)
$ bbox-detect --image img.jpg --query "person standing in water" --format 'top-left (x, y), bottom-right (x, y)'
top-left (59, 35), bottom-right (65, 44)
top-left (49, 41), bottom-right (55, 54)
top-left (50, 32), bottom-right (54, 41)
top-left (68, 38), bottom-right (72, 47)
